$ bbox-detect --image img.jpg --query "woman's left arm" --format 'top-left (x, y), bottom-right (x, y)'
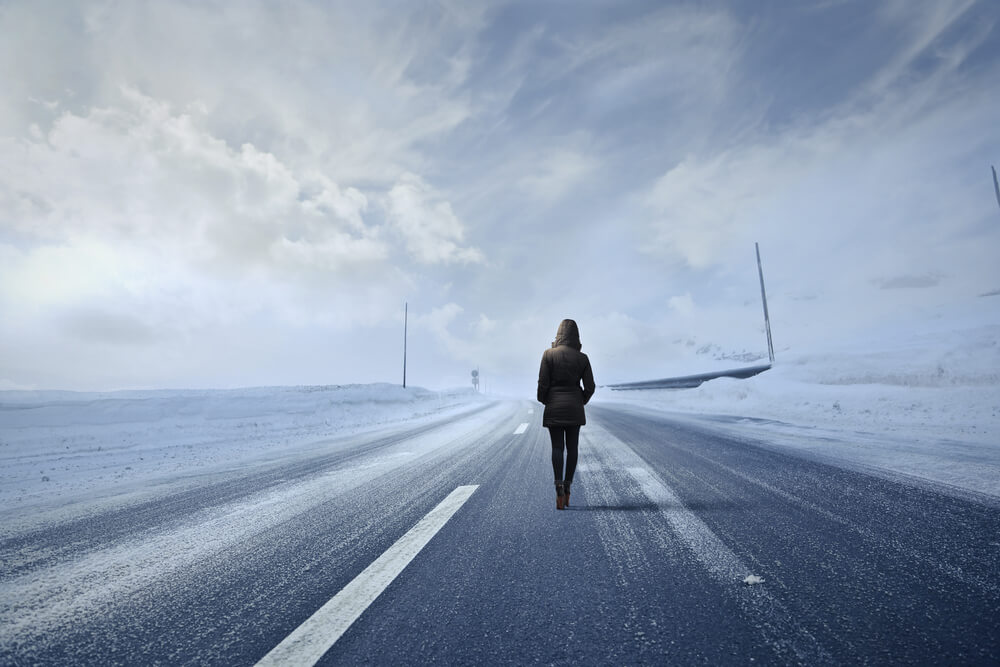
top-left (537, 350), bottom-right (551, 405)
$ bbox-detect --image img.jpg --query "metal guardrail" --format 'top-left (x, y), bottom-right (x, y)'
top-left (605, 363), bottom-right (772, 390)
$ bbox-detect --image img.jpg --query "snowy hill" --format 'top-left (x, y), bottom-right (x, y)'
top-left (0, 384), bottom-right (488, 518)
top-left (603, 310), bottom-right (1000, 497)
top-left (609, 322), bottom-right (998, 440)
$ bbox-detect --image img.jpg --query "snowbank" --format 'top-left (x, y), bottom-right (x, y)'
top-left (602, 319), bottom-right (1000, 497)
top-left (0, 384), bottom-right (486, 514)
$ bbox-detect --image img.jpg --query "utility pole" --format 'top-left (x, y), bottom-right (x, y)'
top-left (402, 302), bottom-right (408, 388)
top-left (756, 243), bottom-right (775, 364)
top-left (992, 165), bottom-right (999, 211)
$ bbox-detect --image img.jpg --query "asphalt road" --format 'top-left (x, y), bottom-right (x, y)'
top-left (2, 400), bottom-right (998, 665)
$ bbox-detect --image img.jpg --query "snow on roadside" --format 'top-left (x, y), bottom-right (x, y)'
top-left (602, 316), bottom-right (1000, 498)
top-left (0, 400), bottom-right (512, 640)
top-left (0, 384), bottom-right (487, 517)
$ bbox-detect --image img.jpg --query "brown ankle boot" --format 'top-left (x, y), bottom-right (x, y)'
top-left (563, 482), bottom-right (571, 508)
top-left (555, 481), bottom-right (565, 510)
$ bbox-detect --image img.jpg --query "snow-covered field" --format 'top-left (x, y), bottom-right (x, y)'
top-left (604, 307), bottom-right (1000, 498)
top-left (0, 384), bottom-right (487, 525)
top-left (2, 301), bottom-right (997, 532)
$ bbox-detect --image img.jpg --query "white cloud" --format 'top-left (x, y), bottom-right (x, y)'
top-left (1, 1), bottom-right (998, 392)
top-left (411, 302), bottom-right (477, 367)
top-left (516, 145), bottom-right (598, 205)
top-left (642, 146), bottom-right (794, 269)
top-left (411, 305), bottom-right (517, 377)
top-left (868, 0), bottom-right (978, 96)
top-left (545, 5), bottom-right (741, 109)
top-left (1, 87), bottom-right (385, 278)
top-left (416, 302), bottom-right (464, 334)
top-left (0, 85), bottom-right (423, 376)
top-left (474, 313), bottom-right (497, 335)
top-left (668, 293), bottom-right (696, 319)
top-left (0, 0), bottom-right (484, 184)
top-left (639, 23), bottom-right (1000, 283)
top-left (385, 173), bottom-right (483, 265)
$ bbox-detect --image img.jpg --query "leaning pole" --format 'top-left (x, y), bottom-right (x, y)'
top-left (756, 243), bottom-right (775, 364)
top-left (992, 165), bottom-right (999, 211)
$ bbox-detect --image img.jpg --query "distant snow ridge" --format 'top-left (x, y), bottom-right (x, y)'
top-left (815, 367), bottom-right (999, 387)
top-left (800, 325), bottom-right (1000, 388)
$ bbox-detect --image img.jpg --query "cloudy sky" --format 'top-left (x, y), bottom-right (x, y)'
top-left (1, 0), bottom-right (999, 394)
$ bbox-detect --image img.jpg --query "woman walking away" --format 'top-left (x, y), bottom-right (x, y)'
top-left (537, 319), bottom-right (596, 510)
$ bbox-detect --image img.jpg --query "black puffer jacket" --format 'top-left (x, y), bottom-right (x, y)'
top-left (537, 319), bottom-right (596, 427)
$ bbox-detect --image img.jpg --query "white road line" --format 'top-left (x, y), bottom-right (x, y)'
top-left (527, 409), bottom-right (534, 414)
top-left (513, 423), bottom-right (529, 434)
top-left (588, 425), bottom-right (754, 582)
top-left (585, 422), bottom-right (831, 663)
top-left (626, 466), bottom-right (747, 582)
top-left (255, 485), bottom-right (479, 667)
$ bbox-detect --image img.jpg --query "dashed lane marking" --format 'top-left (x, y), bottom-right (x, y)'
top-left (255, 485), bottom-right (479, 667)
top-left (514, 423), bottom-right (529, 434)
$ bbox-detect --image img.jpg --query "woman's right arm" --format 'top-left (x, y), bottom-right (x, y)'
top-left (581, 355), bottom-right (595, 405)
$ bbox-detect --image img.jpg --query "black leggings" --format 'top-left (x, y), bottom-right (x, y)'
top-left (548, 425), bottom-right (580, 484)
